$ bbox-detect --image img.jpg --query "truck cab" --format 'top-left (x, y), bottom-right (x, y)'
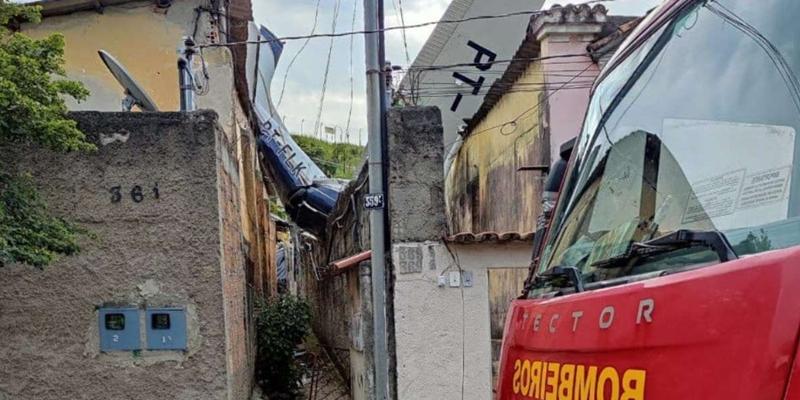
top-left (497, 0), bottom-right (800, 398)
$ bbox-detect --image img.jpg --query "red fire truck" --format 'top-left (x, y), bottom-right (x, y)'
top-left (497, 0), bottom-right (800, 399)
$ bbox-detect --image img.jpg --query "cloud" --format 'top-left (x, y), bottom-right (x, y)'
top-left (253, 0), bottom-right (449, 144)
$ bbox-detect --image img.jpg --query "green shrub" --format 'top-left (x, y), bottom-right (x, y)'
top-left (256, 295), bottom-right (311, 399)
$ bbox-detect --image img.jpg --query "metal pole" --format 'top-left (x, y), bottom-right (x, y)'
top-left (178, 36), bottom-right (196, 112)
top-left (364, 0), bottom-right (389, 398)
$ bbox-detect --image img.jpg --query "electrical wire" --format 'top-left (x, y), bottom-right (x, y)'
top-left (444, 63), bottom-right (595, 150)
top-left (395, 0), bottom-right (411, 64)
top-left (405, 84), bottom-right (595, 99)
top-left (442, 239), bottom-right (467, 400)
top-left (314, 0), bottom-right (343, 138)
top-left (706, 1), bottom-right (800, 113)
top-left (198, 0), bottom-right (614, 48)
top-left (276, 0), bottom-right (323, 107)
top-left (403, 53), bottom-right (593, 73)
top-left (345, 0), bottom-right (359, 137)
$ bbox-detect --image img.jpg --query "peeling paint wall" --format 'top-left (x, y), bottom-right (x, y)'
top-left (446, 61), bottom-right (549, 234)
top-left (0, 111), bottom-right (251, 399)
top-left (21, 0), bottom-right (217, 112)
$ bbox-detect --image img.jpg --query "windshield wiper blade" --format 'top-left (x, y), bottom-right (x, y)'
top-left (534, 266), bottom-right (585, 293)
top-left (593, 229), bottom-right (738, 269)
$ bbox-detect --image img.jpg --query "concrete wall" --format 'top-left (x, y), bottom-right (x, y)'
top-left (0, 112), bottom-right (253, 399)
top-left (393, 242), bottom-right (532, 399)
top-left (387, 106), bottom-right (533, 399)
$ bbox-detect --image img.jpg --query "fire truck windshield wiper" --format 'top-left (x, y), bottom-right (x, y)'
top-left (534, 266), bottom-right (585, 293)
top-left (592, 229), bottom-right (739, 269)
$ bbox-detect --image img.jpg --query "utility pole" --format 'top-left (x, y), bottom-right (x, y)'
top-left (363, 0), bottom-right (390, 398)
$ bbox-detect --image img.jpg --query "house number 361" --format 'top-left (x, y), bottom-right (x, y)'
top-left (109, 184), bottom-right (160, 203)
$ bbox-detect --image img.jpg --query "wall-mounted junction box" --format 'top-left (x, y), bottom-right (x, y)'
top-left (99, 307), bottom-right (140, 352)
top-left (145, 308), bottom-right (187, 351)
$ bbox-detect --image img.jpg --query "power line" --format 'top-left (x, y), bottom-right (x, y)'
top-left (403, 53), bottom-right (594, 73)
top-left (314, 0), bottom-right (343, 138)
top-left (444, 63), bottom-right (595, 150)
top-left (199, 0), bottom-right (614, 48)
top-left (406, 85), bottom-right (594, 99)
top-left (345, 0), bottom-right (359, 136)
top-left (394, 0), bottom-right (411, 64)
top-left (276, 0), bottom-right (323, 107)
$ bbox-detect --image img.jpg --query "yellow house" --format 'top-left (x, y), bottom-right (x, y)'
top-left (446, 4), bottom-right (639, 235)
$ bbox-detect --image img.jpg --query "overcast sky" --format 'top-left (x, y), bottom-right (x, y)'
top-left (252, 0), bottom-right (661, 145)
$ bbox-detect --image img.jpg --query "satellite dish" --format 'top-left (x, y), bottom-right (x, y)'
top-left (98, 50), bottom-right (159, 112)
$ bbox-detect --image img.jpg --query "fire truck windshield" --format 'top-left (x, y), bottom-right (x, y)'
top-left (538, 0), bottom-right (800, 288)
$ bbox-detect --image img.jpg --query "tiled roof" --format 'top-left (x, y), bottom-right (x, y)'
top-left (528, 3), bottom-right (609, 35)
top-left (445, 231), bottom-right (535, 244)
top-left (587, 16), bottom-right (642, 63)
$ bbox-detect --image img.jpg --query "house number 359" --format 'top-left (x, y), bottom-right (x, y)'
top-left (110, 184), bottom-right (160, 203)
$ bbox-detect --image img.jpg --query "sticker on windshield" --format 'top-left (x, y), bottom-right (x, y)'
top-left (662, 119), bottom-right (794, 231)
top-left (737, 166), bottom-right (792, 210)
top-left (682, 169), bottom-right (744, 224)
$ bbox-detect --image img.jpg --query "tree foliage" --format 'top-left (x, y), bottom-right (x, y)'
top-left (291, 135), bottom-right (364, 179)
top-left (0, 0), bottom-right (91, 267)
top-left (256, 295), bottom-right (311, 399)
top-left (0, 1), bottom-right (91, 151)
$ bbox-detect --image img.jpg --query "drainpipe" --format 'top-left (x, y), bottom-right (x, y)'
top-left (178, 36), bottom-right (196, 112)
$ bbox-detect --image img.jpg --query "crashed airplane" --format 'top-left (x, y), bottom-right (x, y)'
top-left (246, 25), bottom-right (344, 235)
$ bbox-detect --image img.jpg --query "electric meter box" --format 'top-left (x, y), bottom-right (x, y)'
top-left (98, 307), bottom-right (141, 351)
top-left (145, 308), bottom-right (187, 350)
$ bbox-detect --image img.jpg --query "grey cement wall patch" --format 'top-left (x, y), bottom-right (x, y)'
top-left (396, 246), bottom-right (424, 274)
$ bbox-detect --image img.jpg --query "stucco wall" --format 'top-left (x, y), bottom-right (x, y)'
top-left (385, 106), bottom-right (532, 399)
top-left (538, 29), bottom-right (601, 163)
top-left (392, 242), bottom-right (532, 399)
top-left (0, 111), bottom-right (250, 399)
